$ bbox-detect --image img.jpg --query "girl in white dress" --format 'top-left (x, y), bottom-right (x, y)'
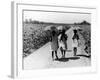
top-left (72, 29), bottom-right (79, 56)
top-left (58, 29), bottom-right (68, 58)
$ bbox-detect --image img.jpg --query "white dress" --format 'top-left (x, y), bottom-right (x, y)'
top-left (72, 39), bottom-right (78, 48)
top-left (59, 41), bottom-right (66, 50)
top-left (58, 34), bottom-right (66, 50)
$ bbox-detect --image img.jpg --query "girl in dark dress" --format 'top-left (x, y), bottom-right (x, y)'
top-left (50, 28), bottom-right (59, 60)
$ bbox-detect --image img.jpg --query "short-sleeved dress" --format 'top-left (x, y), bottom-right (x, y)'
top-left (72, 39), bottom-right (78, 48)
top-left (58, 34), bottom-right (68, 50)
top-left (51, 31), bottom-right (59, 51)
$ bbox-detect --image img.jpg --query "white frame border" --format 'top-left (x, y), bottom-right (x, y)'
top-left (11, 1), bottom-right (97, 78)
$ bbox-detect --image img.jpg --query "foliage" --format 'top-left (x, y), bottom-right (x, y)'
top-left (23, 27), bottom-right (51, 57)
top-left (79, 28), bottom-right (91, 54)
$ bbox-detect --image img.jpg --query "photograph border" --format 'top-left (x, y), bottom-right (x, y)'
top-left (11, 2), bottom-right (97, 78)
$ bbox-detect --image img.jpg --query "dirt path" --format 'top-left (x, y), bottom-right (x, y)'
top-left (24, 27), bottom-right (91, 70)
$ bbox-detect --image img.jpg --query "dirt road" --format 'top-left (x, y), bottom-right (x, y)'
top-left (24, 27), bottom-right (91, 69)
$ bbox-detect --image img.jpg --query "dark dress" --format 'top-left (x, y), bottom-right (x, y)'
top-left (51, 30), bottom-right (59, 51)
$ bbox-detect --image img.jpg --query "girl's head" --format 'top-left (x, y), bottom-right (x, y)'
top-left (51, 26), bottom-right (56, 30)
top-left (73, 29), bottom-right (77, 34)
top-left (52, 30), bottom-right (56, 36)
top-left (62, 29), bottom-right (66, 34)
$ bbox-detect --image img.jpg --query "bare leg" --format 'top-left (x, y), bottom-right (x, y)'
top-left (62, 50), bottom-right (64, 58)
top-left (73, 47), bottom-right (77, 56)
top-left (60, 47), bottom-right (63, 58)
top-left (55, 51), bottom-right (58, 59)
top-left (52, 51), bottom-right (54, 60)
top-left (63, 50), bottom-right (66, 58)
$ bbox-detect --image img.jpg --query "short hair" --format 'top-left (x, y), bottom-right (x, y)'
top-left (73, 29), bottom-right (77, 33)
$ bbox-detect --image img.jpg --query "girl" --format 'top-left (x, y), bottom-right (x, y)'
top-left (72, 29), bottom-right (79, 56)
top-left (58, 29), bottom-right (68, 58)
top-left (50, 27), bottom-right (59, 60)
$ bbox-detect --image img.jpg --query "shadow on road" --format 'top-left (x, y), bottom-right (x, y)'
top-left (76, 54), bottom-right (91, 58)
top-left (55, 56), bottom-right (80, 62)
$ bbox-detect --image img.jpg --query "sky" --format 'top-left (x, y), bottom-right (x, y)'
top-left (24, 10), bottom-right (91, 24)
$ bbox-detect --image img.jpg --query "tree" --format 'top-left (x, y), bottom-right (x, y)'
top-left (80, 20), bottom-right (90, 25)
